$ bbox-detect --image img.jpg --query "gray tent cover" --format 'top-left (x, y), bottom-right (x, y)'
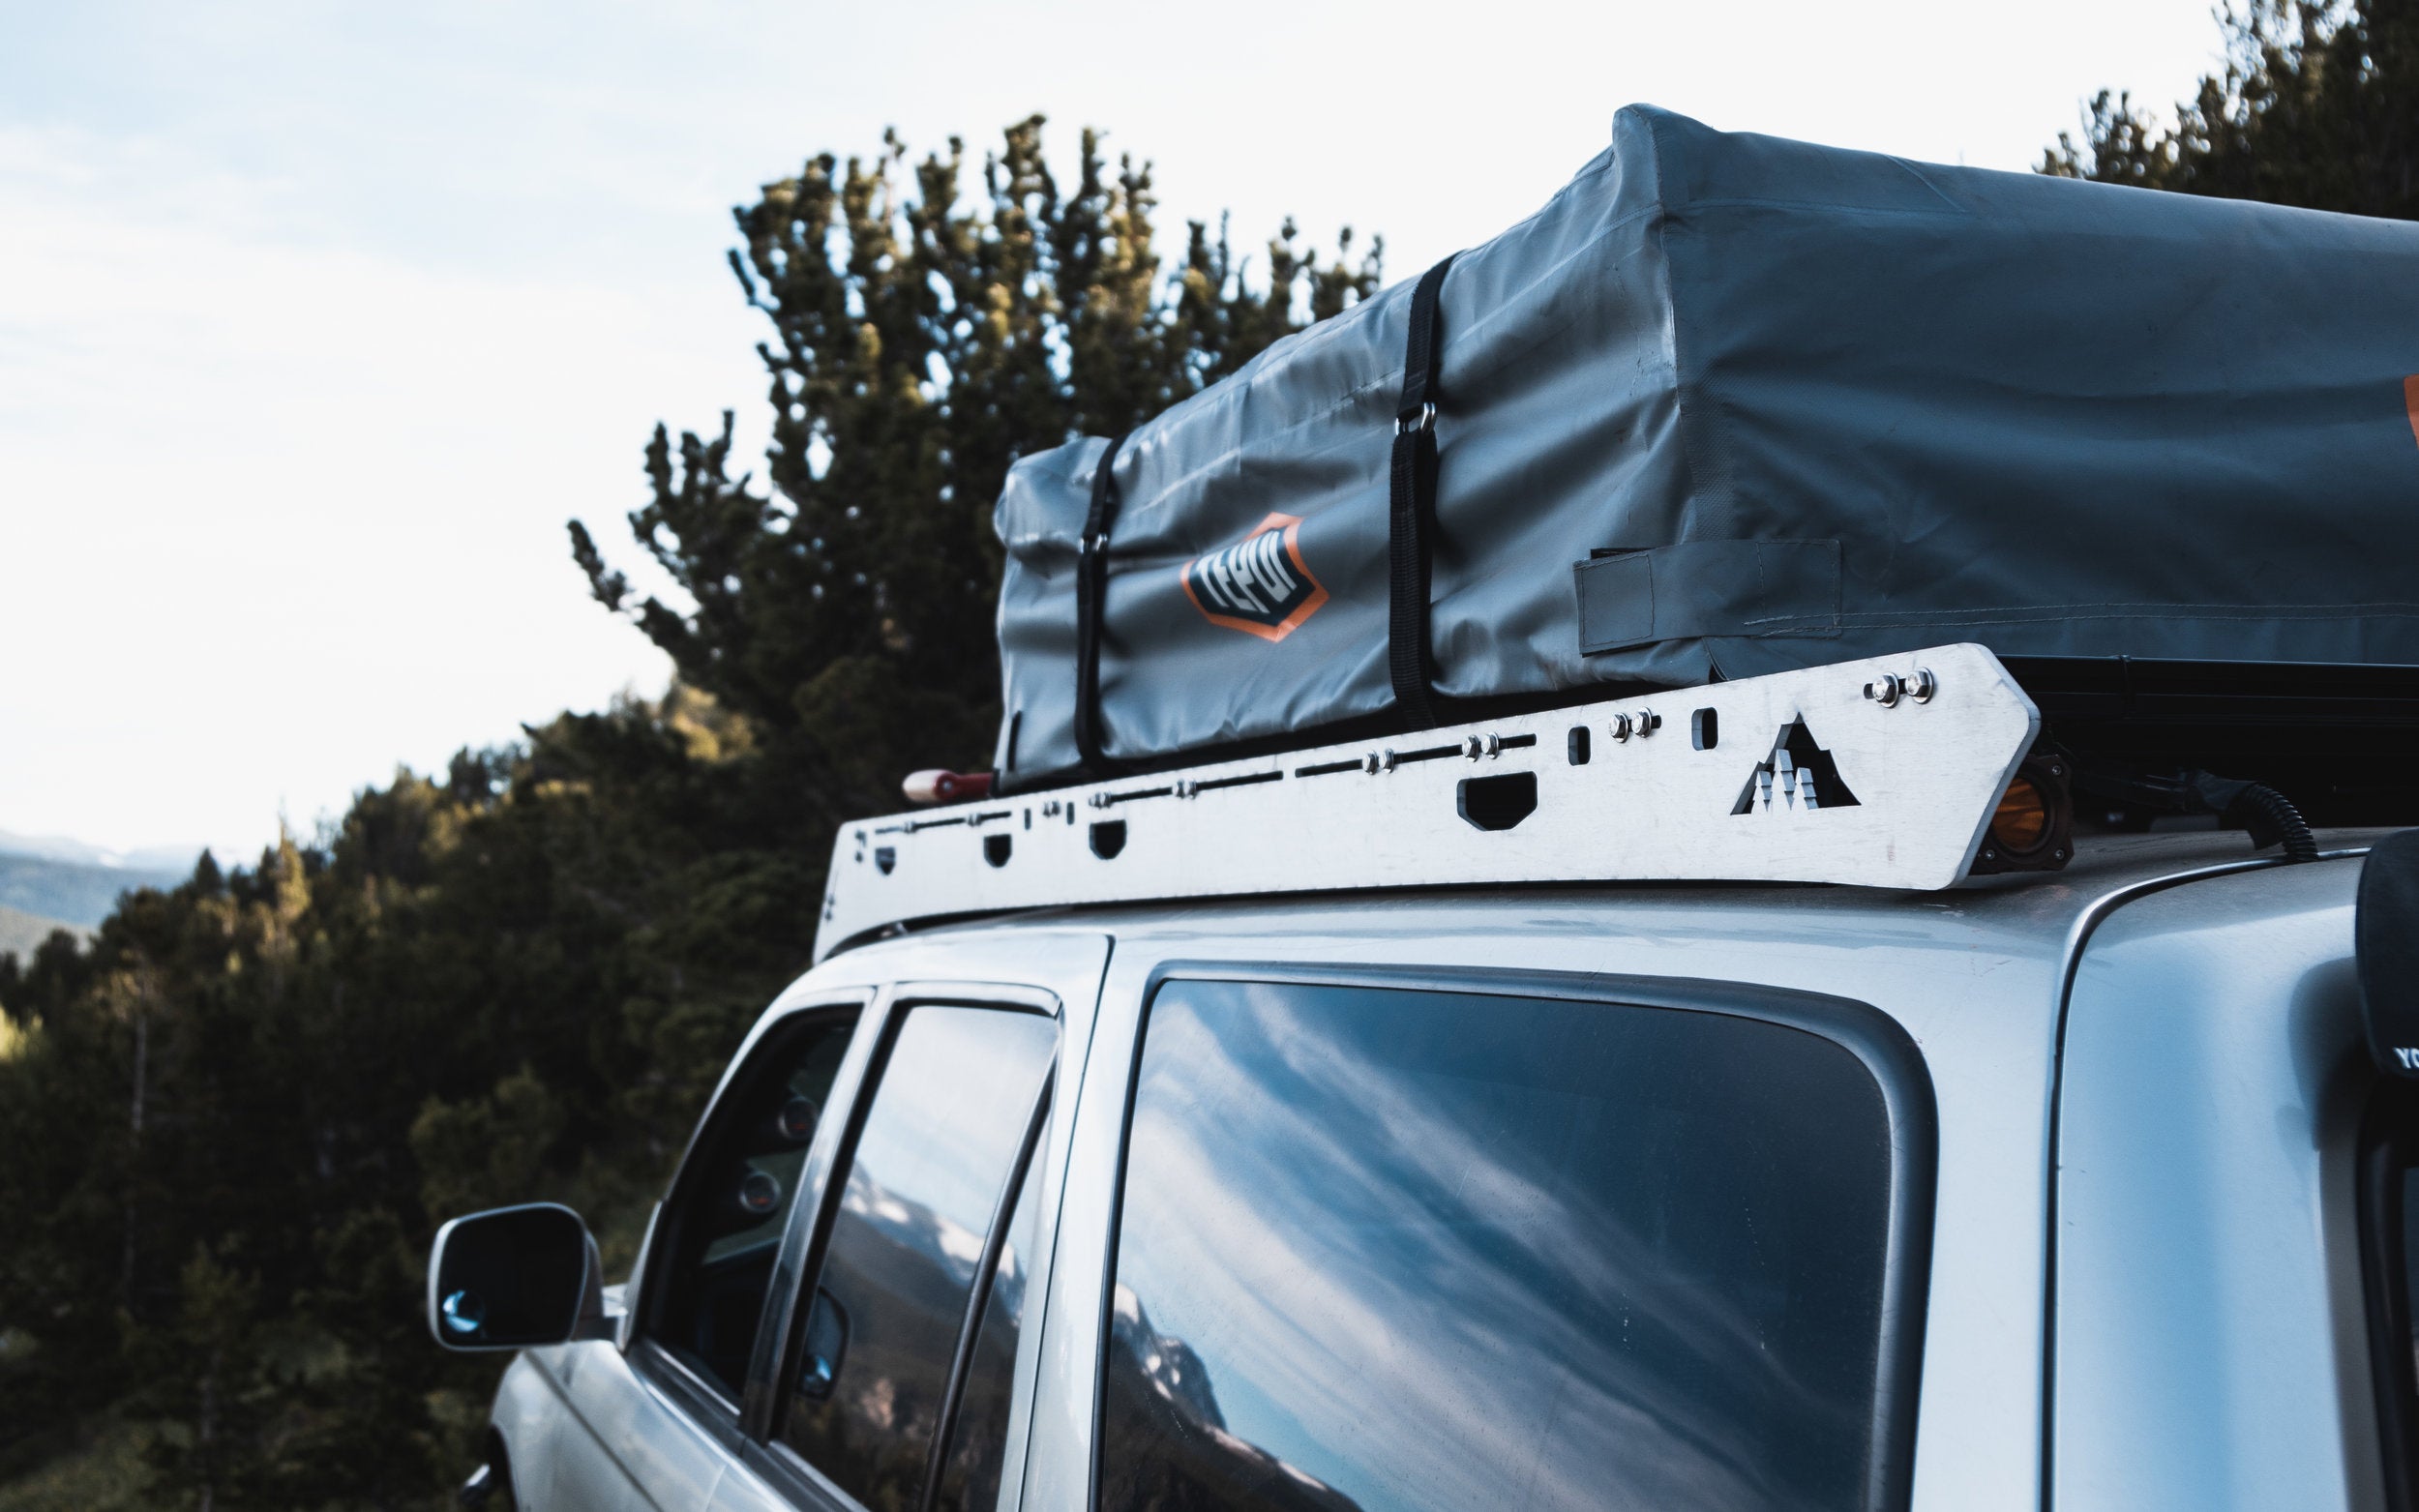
top-left (993, 104), bottom-right (2419, 789)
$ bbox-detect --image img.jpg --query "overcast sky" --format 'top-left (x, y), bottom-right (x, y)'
top-left (0, 0), bottom-right (2227, 864)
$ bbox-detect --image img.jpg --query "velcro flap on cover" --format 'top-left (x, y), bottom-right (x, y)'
top-left (1575, 540), bottom-right (1841, 654)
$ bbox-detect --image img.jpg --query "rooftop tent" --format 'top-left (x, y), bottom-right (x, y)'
top-left (992, 104), bottom-right (2419, 792)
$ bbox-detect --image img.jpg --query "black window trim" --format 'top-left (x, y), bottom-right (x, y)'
top-left (739, 979), bottom-right (1066, 1512)
top-left (1090, 961), bottom-right (1940, 1512)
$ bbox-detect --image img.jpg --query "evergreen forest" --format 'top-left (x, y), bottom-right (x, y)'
top-left (5, 2), bottom-right (2416, 1504)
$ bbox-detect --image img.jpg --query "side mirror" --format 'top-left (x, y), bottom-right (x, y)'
top-left (796, 1287), bottom-right (850, 1400)
top-left (2359, 831), bottom-right (2419, 1079)
top-left (427, 1201), bottom-right (612, 1351)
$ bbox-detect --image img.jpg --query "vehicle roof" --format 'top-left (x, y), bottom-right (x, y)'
top-left (818, 827), bottom-right (2385, 979)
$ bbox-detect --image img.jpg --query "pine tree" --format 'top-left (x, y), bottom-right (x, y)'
top-left (2045, 0), bottom-right (2419, 218)
top-left (0, 115), bottom-right (1380, 1509)
top-left (571, 116), bottom-right (1381, 827)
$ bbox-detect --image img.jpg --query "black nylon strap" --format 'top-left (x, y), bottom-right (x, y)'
top-left (1074, 431), bottom-right (1130, 775)
top-left (1389, 254), bottom-right (1456, 729)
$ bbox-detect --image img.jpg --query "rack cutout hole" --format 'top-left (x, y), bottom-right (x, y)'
top-left (1567, 726), bottom-right (1592, 765)
top-left (1457, 772), bottom-right (1538, 832)
top-left (1732, 718), bottom-right (1863, 814)
top-left (983, 834), bottom-right (1012, 868)
top-left (1089, 820), bottom-right (1127, 859)
top-left (1692, 708), bottom-right (1719, 750)
top-left (874, 846), bottom-right (896, 875)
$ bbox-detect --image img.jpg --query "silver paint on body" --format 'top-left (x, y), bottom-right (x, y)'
top-left (483, 828), bottom-right (2384, 1512)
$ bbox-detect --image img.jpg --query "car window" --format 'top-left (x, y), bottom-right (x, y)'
top-left (1099, 979), bottom-right (1903, 1512)
top-left (930, 1138), bottom-right (1042, 1512)
top-left (645, 1009), bottom-right (857, 1402)
top-left (779, 1003), bottom-right (1058, 1510)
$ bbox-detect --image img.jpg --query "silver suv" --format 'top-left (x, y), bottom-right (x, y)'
top-left (422, 651), bottom-right (2418, 1512)
top-left (425, 826), bottom-right (2419, 1512)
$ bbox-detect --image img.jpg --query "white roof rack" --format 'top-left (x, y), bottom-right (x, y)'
top-left (814, 642), bottom-right (2038, 960)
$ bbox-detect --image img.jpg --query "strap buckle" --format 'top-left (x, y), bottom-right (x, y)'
top-left (1395, 401), bottom-right (1437, 436)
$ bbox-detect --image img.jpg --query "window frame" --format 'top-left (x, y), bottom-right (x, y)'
top-left (735, 980), bottom-right (1066, 1512)
top-left (1090, 962), bottom-right (1940, 1512)
top-left (627, 992), bottom-right (874, 1441)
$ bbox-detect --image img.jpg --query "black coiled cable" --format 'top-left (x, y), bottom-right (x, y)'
top-left (2070, 756), bottom-right (2322, 862)
top-left (2206, 778), bottom-right (2320, 862)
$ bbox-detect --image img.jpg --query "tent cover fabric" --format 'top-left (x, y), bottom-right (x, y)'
top-left (992, 104), bottom-right (2419, 790)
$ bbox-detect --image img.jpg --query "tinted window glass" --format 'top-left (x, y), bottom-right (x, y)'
top-left (781, 1005), bottom-right (1057, 1508)
top-left (1100, 980), bottom-right (1897, 1512)
top-left (933, 1146), bottom-right (1042, 1512)
top-left (651, 1012), bottom-right (855, 1400)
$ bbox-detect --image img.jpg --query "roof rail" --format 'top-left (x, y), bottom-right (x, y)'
top-left (814, 642), bottom-right (2038, 961)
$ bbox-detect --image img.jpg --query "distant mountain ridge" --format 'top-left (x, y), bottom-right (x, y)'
top-left (0, 830), bottom-right (202, 875)
top-left (0, 832), bottom-right (198, 931)
top-left (0, 903), bottom-right (87, 963)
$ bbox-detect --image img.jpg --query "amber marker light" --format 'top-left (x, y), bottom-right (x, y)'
top-left (1991, 776), bottom-right (2051, 854)
top-left (1971, 756), bottom-right (2074, 875)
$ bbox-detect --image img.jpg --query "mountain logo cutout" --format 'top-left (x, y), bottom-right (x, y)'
top-left (1733, 718), bottom-right (1862, 815)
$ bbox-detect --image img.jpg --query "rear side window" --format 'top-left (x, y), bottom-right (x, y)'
top-left (779, 1003), bottom-right (1058, 1510)
top-left (1099, 979), bottom-right (1914, 1512)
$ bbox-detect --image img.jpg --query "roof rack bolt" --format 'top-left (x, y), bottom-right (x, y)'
top-left (1865, 673), bottom-right (1904, 707)
top-left (1609, 714), bottom-right (1633, 742)
top-left (1043, 799), bottom-right (1061, 817)
top-left (1464, 735), bottom-right (1484, 760)
top-left (1636, 709), bottom-right (1661, 736)
top-left (1089, 791), bottom-right (1114, 810)
top-left (1484, 734), bottom-right (1504, 758)
top-left (1175, 779), bottom-right (1199, 800)
top-left (1362, 752), bottom-right (1382, 775)
top-left (1911, 667), bottom-right (1938, 703)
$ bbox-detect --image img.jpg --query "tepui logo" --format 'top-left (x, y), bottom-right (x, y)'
top-left (1180, 512), bottom-right (1328, 642)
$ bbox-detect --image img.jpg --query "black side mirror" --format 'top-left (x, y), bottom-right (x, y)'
top-left (2359, 831), bottom-right (2419, 1080)
top-left (427, 1201), bottom-right (612, 1351)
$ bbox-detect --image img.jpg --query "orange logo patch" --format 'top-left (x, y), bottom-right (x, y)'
top-left (1180, 513), bottom-right (1329, 642)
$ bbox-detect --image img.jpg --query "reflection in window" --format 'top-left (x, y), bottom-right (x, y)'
top-left (933, 1142), bottom-right (1042, 1512)
top-left (653, 1012), bottom-right (855, 1400)
top-left (781, 1005), bottom-right (1057, 1510)
top-left (1099, 981), bottom-right (1898, 1512)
